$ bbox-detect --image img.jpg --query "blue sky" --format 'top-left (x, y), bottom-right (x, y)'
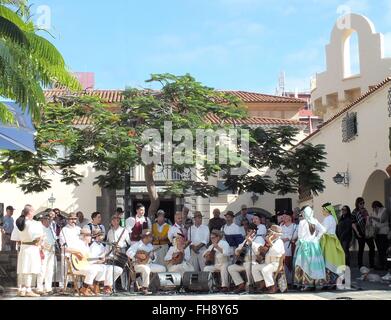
top-left (30, 0), bottom-right (391, 93)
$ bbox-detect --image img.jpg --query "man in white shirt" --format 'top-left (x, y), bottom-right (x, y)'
top-left (168, 212), bottom-right (187, 244)
top-left (59, 213), bottom-right (81, 288)
top-left (126, 204), bottom-right (152, 245)
top-left (228, 223), bottom-right (265, 293)
top-left (126, 230), bottom-right (166, 295)
top-left (252, 225), bottom-right (285, 294)
top-left (203, 230), bottom-right (231, 292)
top-left (85, 212), bottom-right (106, 242)
top-left (188, 211), bottom-right (210, 272)
top-left (235, 205), bottom-right (254, 227)
top-left (37, 213), bottom-right (57, 295)
top-left (90, 229), bottom-right (123, 295)
top-left (253, 213), bottom-right (267, 238)
top-left (65, 229), bottom-right (106, 296)
top-left (281, 212), bottom-right (298, 285)
top-left (222, 211), bottom-right (245, 258)
top-left (165, 233), bottom-right (194, 276)
top-left (76, 211), bottom-right (90, 229)
top-left (107, 215), bottom-right (130, 291)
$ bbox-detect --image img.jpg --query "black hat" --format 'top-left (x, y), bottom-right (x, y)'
top-left (6, 206), bottom-right (15, 211)
top-left (322, 202), bottom-right (332, 208)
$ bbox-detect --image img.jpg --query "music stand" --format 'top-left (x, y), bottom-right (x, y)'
top-left (225, 234), bottom-right (244, 248)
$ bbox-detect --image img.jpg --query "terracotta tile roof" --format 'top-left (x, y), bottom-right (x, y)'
top-left (206, 114), bottom-right (307, 126)
top-left (220, 91), bottom-right (305, 104)
top-left (45, 89), bottom-right (305, 104)
top-left (297, 76), bottom-right (391, 146)
top-left (44, 89), bottom-right (125, 103)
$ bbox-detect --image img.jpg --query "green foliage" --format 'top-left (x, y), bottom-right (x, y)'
top-left (0, 1), bottom-right (80, 123)
top-left (0, 73), bottom-right (327, 202)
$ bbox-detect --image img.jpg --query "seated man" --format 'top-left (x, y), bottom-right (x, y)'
top-left (165, 233), bottom-right (194, 276)
top-left (203, 230), bottom-right (231, 293)
top-left (228, 223), bottom-right (265, 293)
top-left (252, 225), bottom-right (285, 294)
top-left (65, 229), bottom-right (106, 296)
top-left (90, 230), bottom-right (123, 295)
top-left (126, 230), bottom-right (166, 295)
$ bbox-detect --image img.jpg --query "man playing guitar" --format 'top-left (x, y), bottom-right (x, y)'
top-left (89, 229), bottom-right (124, 295)
top-left (252, 225), bottom-right (285, 294)
top-left (126, 230), bottom-right (166, 295)
top-left (203, 230), bottom-right (231, 292)
top-left (164, 233), bottom-right (194, 276)
top-left (228, 223), bottom-right (265, 293)
top-left (66, 229), bottom-right (106, 296)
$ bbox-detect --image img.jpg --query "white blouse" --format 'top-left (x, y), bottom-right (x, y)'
top-left (298, 219), bottom-right (326, 242)
top-left (322, 215), bottom-right (337, 235)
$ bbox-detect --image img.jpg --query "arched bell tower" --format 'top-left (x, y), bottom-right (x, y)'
top-left (312, 14), bottom-right (391, 120)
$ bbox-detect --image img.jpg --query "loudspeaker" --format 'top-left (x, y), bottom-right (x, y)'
top-left (275, 198), bottom-right (292, 213)
top-left (182, 272), bottom-right (214, 293)
top-left (149, 272), bottom-right (182, 293)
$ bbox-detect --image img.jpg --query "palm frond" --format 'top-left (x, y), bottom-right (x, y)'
top-left (0, 101), bottom-right (15, 124)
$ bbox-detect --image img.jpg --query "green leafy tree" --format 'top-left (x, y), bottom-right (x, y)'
top-left (0, 0), bottom-right (80, 123)
top-left (0, 74), bottom-right (327, 219)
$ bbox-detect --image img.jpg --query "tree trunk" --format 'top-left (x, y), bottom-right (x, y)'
top-left (145, 164), bottom-right (160, 220)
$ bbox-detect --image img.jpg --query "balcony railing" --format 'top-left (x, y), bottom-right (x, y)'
top-left (130, 165), bottom-right (191, 182)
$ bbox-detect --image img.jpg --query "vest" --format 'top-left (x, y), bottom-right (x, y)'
top-left (152, 223), bottom-right (170, 245)
top-left (131, 218), bottom-right (149, 242)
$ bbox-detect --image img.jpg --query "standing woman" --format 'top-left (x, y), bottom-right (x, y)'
top-left (320, 203), bottom-right (346, 289)
top-left (294, 206), bottom-right (326, 291)
top-left (336, 206), bottom-right (353, 267)
top-left (370, 201), bottom-right (389, 270)
top-left (16, 205), bottom-right (44, 297)
top-left (351, 197), bottom-right (375, 268)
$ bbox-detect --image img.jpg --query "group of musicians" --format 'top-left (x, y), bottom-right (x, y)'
top-left (13, 203), bottom-right (292, 297)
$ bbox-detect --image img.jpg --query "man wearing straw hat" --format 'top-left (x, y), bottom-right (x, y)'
top-left (252, 224), bottom-right (285, 294)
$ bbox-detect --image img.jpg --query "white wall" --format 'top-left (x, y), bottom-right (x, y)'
top-left (303, 84), bottom-right (391, 219)
top-left (0, 164), bottom-right (102, 217)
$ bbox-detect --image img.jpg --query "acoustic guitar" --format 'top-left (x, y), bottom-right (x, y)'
top-left (71, 254), bottom-right (105, 271)
top-left (135, 246), bottom-right (162, 264)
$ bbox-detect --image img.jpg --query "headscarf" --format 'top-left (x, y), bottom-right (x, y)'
top-left (322, 203), bottom-right (338, 223)
top-left (302, 206), bottom-right (317, 225)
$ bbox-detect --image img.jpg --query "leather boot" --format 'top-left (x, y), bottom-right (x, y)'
top-left (233, 282), bottom-right (246, 293)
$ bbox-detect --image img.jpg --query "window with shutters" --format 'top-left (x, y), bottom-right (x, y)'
top-left (342, 112), bottom-right (358, 142)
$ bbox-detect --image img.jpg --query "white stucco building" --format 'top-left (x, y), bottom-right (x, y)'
top-left (299, 13), bottom-right (391, 219)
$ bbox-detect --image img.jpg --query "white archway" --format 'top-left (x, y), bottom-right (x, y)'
top-left (362, 170), bottom-right (388, 207)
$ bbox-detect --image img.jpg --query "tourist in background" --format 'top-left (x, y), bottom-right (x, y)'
top-left (336, 205), bottom-right (353, 267)
top-left (352, 197), bottom-right (375, 269)
top-left (370, 201), bottom-right (389, 270)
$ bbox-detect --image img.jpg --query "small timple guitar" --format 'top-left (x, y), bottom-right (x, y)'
top-left (135, 246), bottom-right (162, 264)
top-left (71, 254), bottom-right (105, 271)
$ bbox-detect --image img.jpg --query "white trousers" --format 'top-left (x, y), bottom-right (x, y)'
top-left (134, 263), bottom-right (166, 288)
top-left (252, 262), bottom-right (279, 288)
top-left (228, 262), bottom-right (254, 286)
top-left (21, 274), bottom-right (33, 292)
top-left (104, 265), bottom-right (123, 286)
top-left (73, 264), bottom-right (105, 286)
top-left (37, 250), bottom-right (55, 292)
top-left (190, 247), bottom-right (206, 271)
top-left (204, 263), bottom-right (230, 287)
top-left (168, 262), bottom-right (194, 277)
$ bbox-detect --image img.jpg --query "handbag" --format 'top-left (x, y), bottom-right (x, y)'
top-left (365, 221), bottom-right (376, 239)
